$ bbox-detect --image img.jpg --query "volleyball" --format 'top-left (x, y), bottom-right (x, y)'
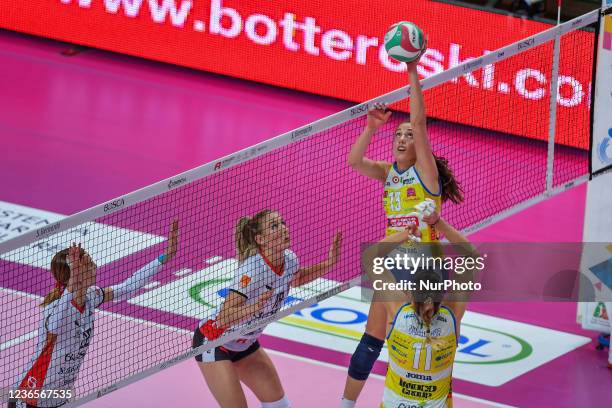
top-left (384, 22), bottom-right (425, 63)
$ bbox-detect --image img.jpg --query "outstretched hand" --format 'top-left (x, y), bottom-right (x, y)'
top-left (405, 222), bottom-right (422, 242)
top-left (416, 199), bottom-right (440, 226)
top-left (405, 36), bottom-right (427, 73)
top-left (252, 289), bottom-right (273, 317)
top-left (66, 243), bottom-right (82, 270)
top-left (164, 219), bottom-right (179, 263)
top-left (366, 102), bottom-right (392, 130)
top-left (422, 210), bottom-right (440, 226)
top-left (66, 243), bottom-right (90, 288)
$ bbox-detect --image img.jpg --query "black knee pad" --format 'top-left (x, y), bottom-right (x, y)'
top-left (348, 333), bottom-right (384, 381)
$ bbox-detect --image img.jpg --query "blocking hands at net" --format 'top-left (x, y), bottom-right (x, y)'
top-left (193, 210), bottom-right (342, 408)
top-left (342, 47), bottom-right (463, 407)
top-left (9, 220), bottom-right (179, 408)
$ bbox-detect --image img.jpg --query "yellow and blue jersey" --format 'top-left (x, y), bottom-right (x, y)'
top-left (382, 304), bottom-right (458, 408)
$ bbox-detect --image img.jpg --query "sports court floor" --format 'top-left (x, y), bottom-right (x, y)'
top-left (1, 29), bottom-right (611, 407)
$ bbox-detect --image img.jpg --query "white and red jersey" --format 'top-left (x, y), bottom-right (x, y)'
top-left (198, 250), bottom-right (300, 352)
top-left (14, 286), bottom-right (104, 407)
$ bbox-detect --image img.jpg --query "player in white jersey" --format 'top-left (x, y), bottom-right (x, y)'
top-left (193, 210), bottom-right (341, 408)
top-left (8, 220), bottom-right (179, 408)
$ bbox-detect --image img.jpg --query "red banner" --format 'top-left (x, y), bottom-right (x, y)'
top-left (0, 0), bottom-right (593, 148)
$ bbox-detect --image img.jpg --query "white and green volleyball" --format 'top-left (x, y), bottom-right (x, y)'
top-left (384, 22), bottom-right (425, 63)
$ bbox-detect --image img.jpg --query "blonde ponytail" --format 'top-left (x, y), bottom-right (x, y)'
top-left (235, 210), bottom-right (274, 263)
top-left (235, 217), bottom-right (257, 263)
top-left (41, 287), bottom-right (65, 308)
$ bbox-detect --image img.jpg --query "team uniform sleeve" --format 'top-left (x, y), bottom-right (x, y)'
top-left (109, 259), bottom-right (162, 301)
top-left (45, 291), bottom-right (74, 334)
top-left (87, 285), bottom-right (106, 309)
top-left (286, 250), bottom-right (299, 270)
top-left (285, 250), bottom-right (300, 278)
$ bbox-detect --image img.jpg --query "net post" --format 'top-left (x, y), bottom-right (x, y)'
top-left (546, 30), bottom-right (562, 195)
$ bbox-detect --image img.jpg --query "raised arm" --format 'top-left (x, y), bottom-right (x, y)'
top-left (291, 232), bottom-right (342, 287)
top-left (103, 219), bottom-right (178, 303)
top-left (407, 56), bottom-right (439, 193)
top-left (347, 103), bottom-right (392, 181)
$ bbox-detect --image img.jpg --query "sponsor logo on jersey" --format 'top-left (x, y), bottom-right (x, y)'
top-left (405, 326), bottom-right (442, 338)
top-left (392, 176), bottom-right (400, 184)
top-left (406, 187), bottom-right (416, 197)
top-left (388, 216), bottom-right (420, 228)
top-left (79, 328), bottom-right (92, 349)
top-left (390, 344), bottom-right (409, 358)
top-left (240, 275), bottom-right (251, 287)
top-left (64, 350), bottom-right (87, 362)
top-left (436, 351), bottom-right (453, 361)
top-left (27, 376), bottom-right (38, 388)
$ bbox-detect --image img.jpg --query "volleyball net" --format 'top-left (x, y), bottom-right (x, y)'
top-left (0, 9), bottom-right (601, 407)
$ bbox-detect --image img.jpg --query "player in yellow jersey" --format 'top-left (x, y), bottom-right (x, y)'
top-left (342, 49), bottom-right (463, 407)
top-left (365, 210), bottom-right (476, 408)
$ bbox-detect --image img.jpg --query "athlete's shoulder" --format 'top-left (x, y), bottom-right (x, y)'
top-left (380, 161), bottom-right (393, 173)
top-left (236, 253), bottom-right (266, 280)
top-left (86, 285), bottom-right (105, 308)
top-left (240, 253), bottom-right (264, 269)
top-left (383, 161), bottom-right (396, 177)
top-left (284, 249), bottom-right (300, 273)
top-left (284, 249), bottom-right (298, 263)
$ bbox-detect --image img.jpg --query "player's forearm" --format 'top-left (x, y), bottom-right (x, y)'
top-left (347, 127), bottom-right (376, 167)
top-left (380, 229), bottom-right (414, 245)
top-left (216, 301), bottom-right (259, 328)
top-left (408, 68), bottom-right (426, 126)
top-left (294, 261), bottom-right (332, 286)
top-left (108, 257), bottom-right (164, 301)
top-left (433, 219), bottom-right (470, 246)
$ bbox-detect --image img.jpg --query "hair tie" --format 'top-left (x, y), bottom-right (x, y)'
top-left (55, 281), bottom-right (65, 291)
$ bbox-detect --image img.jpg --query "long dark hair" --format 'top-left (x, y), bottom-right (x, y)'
top-left (434, 155), bottom-right (464, 204)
